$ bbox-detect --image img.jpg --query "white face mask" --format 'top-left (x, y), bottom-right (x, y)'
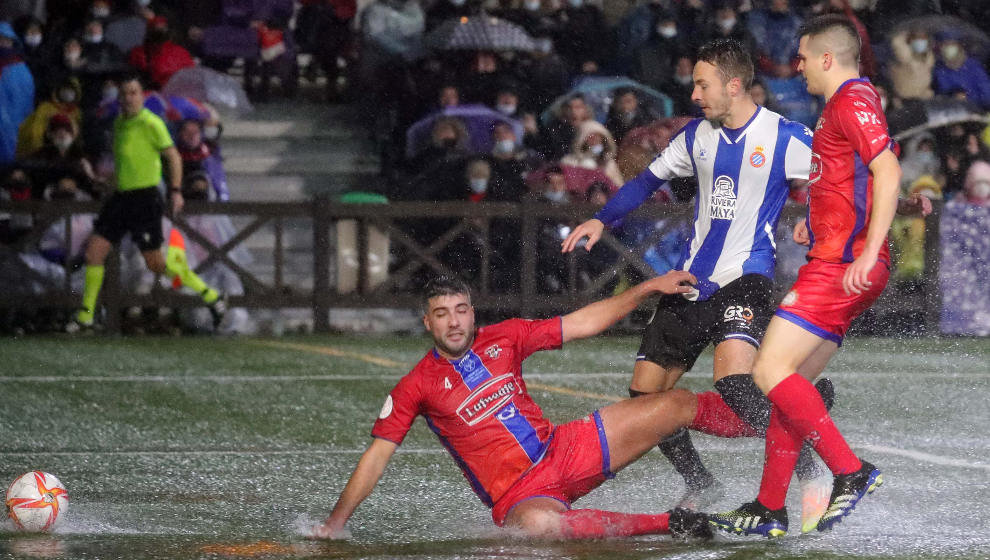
top-left (588, 143), bottom-right (605, 156)
top-left (25, 33), bottom-right (42, 47)
top-left (58, 89), bottom-right (77, 103)
top-left (910, 38), bottom-right (929, 54)
top-left (971, 180), bottom-right (990, 200)
top-left (657, 25), bottom-right (677, 39)
top-left (203, 125), bottom-right (220, 141)
top-left (675, 73), bottom-right (693, 86)
top-left (544, 189), bottom-right (567, 203)
top-left (496, 103), bottom-right (516, 115)
top-left (65, 50), bottom-right (81, 64)
top-left (136, 0), bottom-right (151, 6)
top-left (942, 44), bottom-right (961, 60)
top-left (494, 139), bottom-right (515, 154)
top-left (525, 0), bottom-right (541, 10)
top-left (717, 18), bottom-right (736, 32)
top-left (86, 34), bottom-right (103, 43)
top-left (54, 136), bottom-right (73, 151)
top-left (450, 0), bottom-right (466, 6)
top-left (469, 178), bottom-right (488, 194)
top-left (567, 0), bottom-right (583, 7)
top-left (92, 6), bottom-right (111, 18)
top-left (103, 85), bottom-right (119, 100)
top-left (916, 150), bottom-right (937, 168)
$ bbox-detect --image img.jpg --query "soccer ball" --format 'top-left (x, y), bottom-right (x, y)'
top-left (5, 471), bottom-right (69, 532)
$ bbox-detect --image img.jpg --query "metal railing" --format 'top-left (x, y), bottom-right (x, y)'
top-left (0, 198), bottom-right (942, 334)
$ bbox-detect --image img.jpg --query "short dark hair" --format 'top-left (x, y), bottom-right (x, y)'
top-left (798, 14), bottom-right (861, 68)
top-left (422, 276), bottom-right (471, 314)
top-left (697, 38), bottom-right (754, 90)
top-left (118, 70), bottom-right (145, 89)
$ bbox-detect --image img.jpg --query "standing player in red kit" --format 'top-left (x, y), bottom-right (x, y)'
top-left (311, 274), bottom-right (718, 540)
top-left (709, 15), bottom-right (924, 537)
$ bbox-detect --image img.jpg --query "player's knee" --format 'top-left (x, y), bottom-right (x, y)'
top-left (511, 508), bottom-right (562, 538)
top-left (650, 388), bottom-right (696, 425)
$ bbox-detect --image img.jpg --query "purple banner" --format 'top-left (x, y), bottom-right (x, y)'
top-left (939, 201), bottom-right (990, 335)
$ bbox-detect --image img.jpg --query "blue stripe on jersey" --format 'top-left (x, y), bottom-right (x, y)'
top-left (685, 132), bottom-right (747, 293)
top-left (451, 351), bottom-right (544, 463)
top-left (592, 411), bottom-right (615, 479)
top-left (842, 152), bottom-right (870, 263)
top-left (677, 120), bottom-right (703, 271)
top-left (425, 415), bottom-right (493, 506)
top-left (742, 118), bottom-right (792, 277)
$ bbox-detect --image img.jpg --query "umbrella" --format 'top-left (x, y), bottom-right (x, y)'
top-left (406, 104), bottom-right (524, 159)
top-left (526, 164), bottom-right (619, 197)
top-left (163, 67), bottom-right (253, 118)
top-left (541, 76), bottom-right (674, 127)
top-left (892, 98), bottom-right (990, 142)
top-left (425, 15), bottom-right (536, 52)
top-left (892, 15), bottom-right (990, 59)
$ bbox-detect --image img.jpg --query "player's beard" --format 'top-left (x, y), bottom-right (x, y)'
top-left (436, 328), bottom-right (475, 359)
top-left (705, 87), bottom-right (732, 127)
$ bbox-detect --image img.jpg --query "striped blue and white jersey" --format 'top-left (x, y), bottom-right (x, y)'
top-left (646, 107), bottom-right (813, 300)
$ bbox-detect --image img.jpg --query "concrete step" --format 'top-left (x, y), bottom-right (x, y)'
top-left (225, 172), bottom-right (381, 201)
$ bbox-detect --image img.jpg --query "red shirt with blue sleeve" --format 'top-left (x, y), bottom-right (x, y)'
top-left (806, 78), bottom-right (894, 264)
top-left (371, 317), bottom-right (563, 507)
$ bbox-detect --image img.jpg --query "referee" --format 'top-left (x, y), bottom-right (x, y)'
top-left (71, 72), bottom-right (226, 331)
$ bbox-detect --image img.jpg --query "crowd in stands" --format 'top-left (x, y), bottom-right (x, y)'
top-left (2, 0), bottom-right (990, 330)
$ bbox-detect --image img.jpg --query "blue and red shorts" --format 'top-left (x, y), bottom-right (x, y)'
top-left (776, 258), bottom-right (890, 345)
top-left (491, 411), bottom-right (613, 526)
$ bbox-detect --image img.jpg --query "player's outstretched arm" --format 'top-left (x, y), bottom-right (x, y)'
top-left (843, 149), bottom-right (901, 295)
top-left (311, 437), bottom-right (398, 539)
top-left (561, 168), bottom-right (669, 253)
top-left (560, 270), bottom-right (696, 343)
top-left (561, 219), bottom-right (605, 253)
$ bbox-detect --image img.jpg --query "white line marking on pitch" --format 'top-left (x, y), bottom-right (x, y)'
top-left (2, 445), bottom-right (986, 470)
top-left (857, 444), bottom-right (990, 471)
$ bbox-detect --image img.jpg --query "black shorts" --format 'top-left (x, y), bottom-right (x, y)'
top-left (637, 274), bottom-right (774, 371)
top-left (93, 187), bottom-right (164, 251)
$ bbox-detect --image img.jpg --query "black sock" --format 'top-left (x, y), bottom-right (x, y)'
top-left (714, 374), bottom-right (835, 481)
top-left (631, 388), bottom-right (715, 490)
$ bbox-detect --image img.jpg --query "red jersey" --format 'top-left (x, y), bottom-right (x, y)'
top-left (806, 78), bottom-right (894, 263)
top-left (372, 318), bottom-right (563, 507)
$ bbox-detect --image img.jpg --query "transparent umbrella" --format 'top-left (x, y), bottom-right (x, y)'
top-left (163, 67), bottom-right (253, 118)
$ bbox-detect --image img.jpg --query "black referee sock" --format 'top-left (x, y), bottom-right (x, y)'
top-left (630, 388), bottom-right (715, 490)
top-left (714, 374), bottom-right (834, 481)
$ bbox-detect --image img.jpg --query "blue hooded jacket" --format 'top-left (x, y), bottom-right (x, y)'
top-left (0, 21), bottom-right (35, 164)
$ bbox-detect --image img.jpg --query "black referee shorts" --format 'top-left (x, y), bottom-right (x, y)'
top-left (93, 187), bottom-right (165, 252)
top-left (637, 273), bottom-right (775, 371)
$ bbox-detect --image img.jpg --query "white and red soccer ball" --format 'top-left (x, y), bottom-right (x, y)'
top-left (5, 471), bottom-right (69, 532)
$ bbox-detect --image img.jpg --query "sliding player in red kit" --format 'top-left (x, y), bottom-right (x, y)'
top-left (312, 274), bottom-right (719, 540)
top-left (709, 14), bottom-right (928, 537)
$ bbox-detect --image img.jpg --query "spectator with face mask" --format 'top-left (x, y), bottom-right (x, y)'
top-left (561, 120), bottom-right (624, 188)
top-left (932, 31), bottom-right (990, 109)
top-left (23, 113), bottom-right (98, 199)
top-left (16, 76), bottom-right (81, 159)
top-left (702, 2), bottom-right (756, 52)
top-left (14, 17), bottom-right (50, 82)
top-left (630, 11), bottom-right (683, 93)
top-left (80, 18), bottom-right (126, 79)
top-left (957, 160), bottom-right (990, 206)
top-left (542, 94), bottom-right (592, 160)
top-left (667, 54), bottom-right (699, 117)
top-left (888, 29), bottom-right (934, 101)
top-left (490, 120), bottom-right (540, 181)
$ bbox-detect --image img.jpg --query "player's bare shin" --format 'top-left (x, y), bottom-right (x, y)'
top-left (313, 438), bottom-right (398, 539)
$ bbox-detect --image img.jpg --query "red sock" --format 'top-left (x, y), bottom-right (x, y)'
top-left (756, 406), bottom-right (803, 510)
top-left (690, 391), bottom-right (759, 438)
top-left (768, 374), bottom-right (861, 475)
top-left (559, 509), bottom-right (670, 538)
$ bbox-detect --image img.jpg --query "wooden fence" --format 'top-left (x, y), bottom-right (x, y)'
top-left (0, 198), bottom-right (942, 334)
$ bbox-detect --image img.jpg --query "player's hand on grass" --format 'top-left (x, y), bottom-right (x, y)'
top-left (843, 253), bottom-right (877, 295)
top-left (170, 190), bottom-right (184, 216)
top-left (561, 219), bottom-right (604, 252)
top-left (896, 193), bottom-right (933, 217)
top-left (309, 521), bottom-right (350, 540)
top-left (647, 270), bottom-right (697, 295)
top-left (792, 218), bottom-right (810, 246)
